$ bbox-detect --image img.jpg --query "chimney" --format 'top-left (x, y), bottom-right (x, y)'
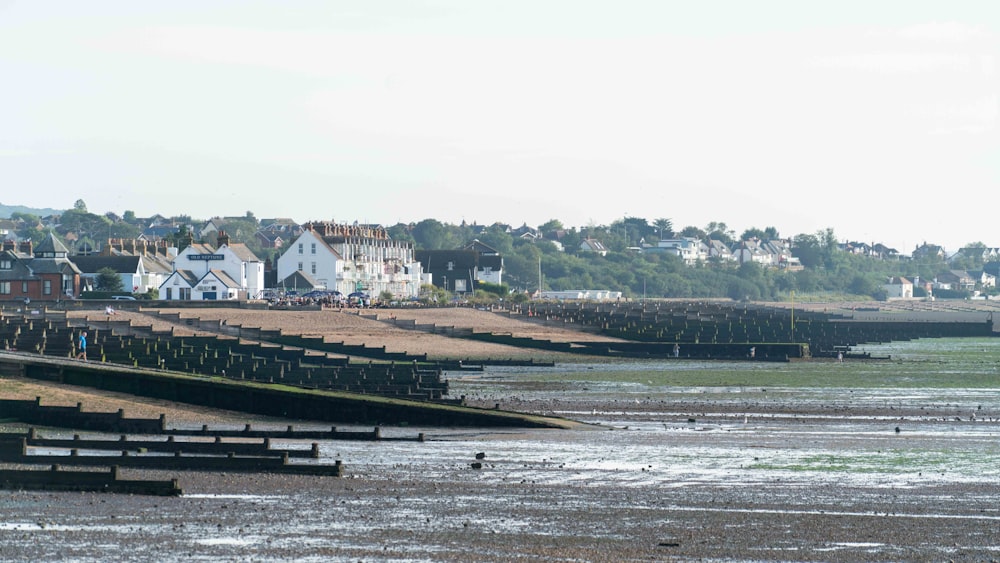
top-left (216, 230), bottom-right (230, 247)
top-left (2, 240), bottom-right (14, 252)
top-left (18, 240), bottom-right (32, 255)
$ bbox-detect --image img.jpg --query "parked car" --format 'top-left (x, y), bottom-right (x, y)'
top-left (111, 295), bottom-right (137, 301)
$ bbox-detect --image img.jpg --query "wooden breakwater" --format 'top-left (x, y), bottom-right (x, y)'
top-left (5, 428), bottom-right (326, 458)
top-left (0, 438), bottom-right (343, 476)
top-left (1, 312), bottom-right (451, 401)
top-left (504, 301), bottom-right (996, 356)
top-left (0, 465), bottom-right (182, 496)
top-left (0, 353), bottom-right (578, 429)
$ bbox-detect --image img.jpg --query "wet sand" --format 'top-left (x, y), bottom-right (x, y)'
top-left (3, 305), bottom-right (999, 561)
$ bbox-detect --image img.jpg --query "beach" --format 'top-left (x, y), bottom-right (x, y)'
top-left (2, 304), bottom-right (999, 561)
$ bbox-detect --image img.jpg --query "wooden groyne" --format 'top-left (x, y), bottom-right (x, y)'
top-left (0, 465), bottom-right (182, 496)
top-left (0, 438), bottom-right (343, 476)
top-left (0, 353), bottom-right (578, 429)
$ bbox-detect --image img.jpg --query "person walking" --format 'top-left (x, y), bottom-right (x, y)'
top-left (76, 331), bottom-right (88, 360)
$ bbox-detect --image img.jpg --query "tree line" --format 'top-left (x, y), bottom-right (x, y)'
top-left (6, 204), bottom-right (991, 301)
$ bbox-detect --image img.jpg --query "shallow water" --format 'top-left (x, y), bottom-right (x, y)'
top-left (3, 337), bottom-right (1000, 561)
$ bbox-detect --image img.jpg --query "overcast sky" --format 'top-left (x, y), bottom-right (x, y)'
top-left (1, 1), bottom-right (996, 254)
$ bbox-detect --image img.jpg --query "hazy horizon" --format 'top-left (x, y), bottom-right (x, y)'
top-left (1, 1), bottom-right (995, 255)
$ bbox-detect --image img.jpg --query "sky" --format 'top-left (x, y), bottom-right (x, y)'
top-left (1, 1), bottom-right (997, 255)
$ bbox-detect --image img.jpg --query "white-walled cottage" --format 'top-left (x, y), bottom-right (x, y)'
top-left (277, 222), bottom-right (423, 298)
top-left (652, 237), bottom-right (708, 265)
top-left (884, 276), bottom-right (914, 300)
top-left (158, 231), bottom-right (264, 300)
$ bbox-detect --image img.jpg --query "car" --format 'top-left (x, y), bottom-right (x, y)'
top-left (111, 295), bottom-right (137, 300)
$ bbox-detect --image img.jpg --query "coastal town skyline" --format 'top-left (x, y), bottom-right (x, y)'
top-left (1, 2), bottom-right (995, 256)
top-left (1, 198), bottom-right (991, 259)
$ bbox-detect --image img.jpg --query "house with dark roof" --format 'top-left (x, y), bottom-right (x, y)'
top-left (912, 242), bottom-right (946, 260)
top-left (579, 238), bottom-right (609, 256)
top-left (278, 269), bottom-right (323, 293)
top-left (140, 224), bottom-right (182, 242)
top-left (416, 249), bottom-right (499, 293)
top-left (0, 233), bottom-right (82, 301)
top-left (254, 229), bottom-right (286, 250)
top-left (933, 270), bottom-right (976, 292)
top-left (71, 254), bottom-right (171, 295)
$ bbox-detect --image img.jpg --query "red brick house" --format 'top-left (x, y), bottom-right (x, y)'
top-left (0, 233), bottom-right (82, 301)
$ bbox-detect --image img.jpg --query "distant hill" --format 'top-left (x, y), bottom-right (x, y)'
top-left (0, 202), bottom-right (64, 218)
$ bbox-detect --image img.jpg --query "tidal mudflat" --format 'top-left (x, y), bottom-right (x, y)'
top-left (2, 337), bottom-right (1000, 562)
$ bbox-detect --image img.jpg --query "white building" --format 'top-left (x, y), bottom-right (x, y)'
top-left (653, 237), bottom-right (708, 265)
top-left (538, 290), bottom-right (623, 301)
top-left (883, 276), bottom-right (914, 300)
top-left (277, 222), bottom-right (423, 298)
top-left (158, 231), bottom-right (264, 300)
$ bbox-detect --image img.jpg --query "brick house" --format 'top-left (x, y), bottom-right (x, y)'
top-left (0, 233), bottom-right (82, 301)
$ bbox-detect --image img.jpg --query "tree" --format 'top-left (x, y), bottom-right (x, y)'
top-left (741, 226), bottom-right (780, 241)
top-left (705, 222), bottom-right (735, 246)
top-left (538, 219), bottom-right (564, 234)
top-left (475, 225), bottom-right (514, 255)
top-left (96, 267), bottom-right (124, 292)
top-left (950, 241), bottom-right (986, 270)
top-left (411, 219), bottom-right (455, 250)
top-left (653, 218), bottom-right (673, 240)
top-left (792, 233), bottom-right (823, 268)
top-left (74, 199), bottom-right (87, 212)
top-left (679, 226), bottom-right (707, 241)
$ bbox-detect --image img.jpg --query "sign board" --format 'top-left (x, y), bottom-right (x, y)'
top-left (190, 254), bottom-right (225, 261)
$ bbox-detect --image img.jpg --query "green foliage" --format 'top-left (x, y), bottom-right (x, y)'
top-left (96, 267), bottom-right (124, 291)
top-left (476, 281), bottom-right (509, 298)
top-left (475, 226), bottom-right (514, 255)
top-left (420, 283), bottom-right (451, 304)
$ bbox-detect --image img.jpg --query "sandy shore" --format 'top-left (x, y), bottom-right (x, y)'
top-left (3, 304), bottom-right (999, 561)
top-left (67, 306), bottom-right (618, 362)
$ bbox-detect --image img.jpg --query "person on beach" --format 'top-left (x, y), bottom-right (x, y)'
top-left (76, 331), bottom-right (88, 360)
top-left (749, 346), bottom-right (756, 359)
top-left (673, 343), bottom-right (680, 358)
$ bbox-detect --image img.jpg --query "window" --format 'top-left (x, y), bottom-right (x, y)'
top-left (447, 261), bottom-right (454, 271)
top-left (166, 287), bottom-right (173, 300)
top-left (180, 288), bottom-right (191, 299)
top-left (0, 259), bottom-right (11, 269)
top-left (311, 262), bottom-right (317, 275)
top-left (298, 262), bottom-right (303, 271)
top-left (43, 280), bottom-right (51, 295)
top-left (21, 282), bottom-right (28, 293)
top-left (298, 243), bottom-right (303, 254)
top-left (311, 243), bottom-right (316, 254)
top-left (0, 281), bottom-right (9, 295)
